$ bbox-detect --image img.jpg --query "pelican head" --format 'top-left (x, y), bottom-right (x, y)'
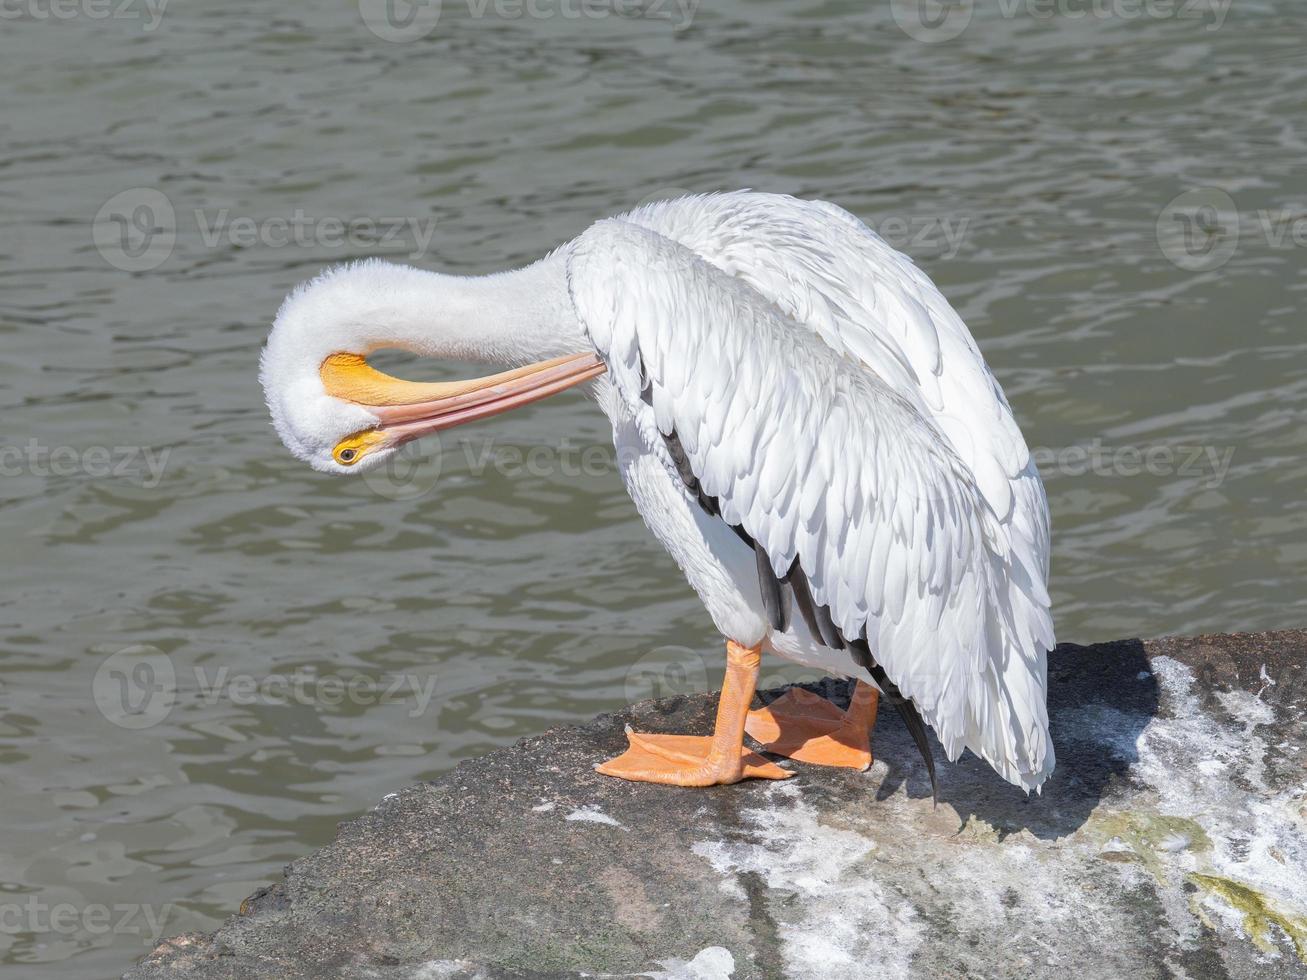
top-left (259, 258), bottom-right (604, 475)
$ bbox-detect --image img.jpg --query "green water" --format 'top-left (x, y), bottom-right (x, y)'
top-left (1, 2), bottom-right (1305, 976)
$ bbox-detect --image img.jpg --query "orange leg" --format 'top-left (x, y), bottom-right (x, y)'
top-left (597, 640), bottom-right (794, 787)
top-left (745, 680), bottom-right (879, 770)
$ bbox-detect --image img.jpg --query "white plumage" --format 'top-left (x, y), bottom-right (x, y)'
top-left (569, 195), bottom-right (1054, 790)
top-left (262, 191), bottom-right (1055, 792)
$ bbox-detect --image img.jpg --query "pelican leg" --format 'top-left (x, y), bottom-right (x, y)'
top-left (745, 680), bottom-right (878, 770)
top-left (596, 640), bottom-right (793, 787)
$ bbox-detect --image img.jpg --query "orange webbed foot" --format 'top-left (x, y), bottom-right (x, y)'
top-left (746, 683), bottom-right (878, 771)
top-left (596, 727), bottom-right (793, 787)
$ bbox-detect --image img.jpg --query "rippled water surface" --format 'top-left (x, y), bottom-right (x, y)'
top-left (2, 1), bottom-right (1305, 975)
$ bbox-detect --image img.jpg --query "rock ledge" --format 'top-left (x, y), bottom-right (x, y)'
top-left (128, 632), bottom-right (1307, 980)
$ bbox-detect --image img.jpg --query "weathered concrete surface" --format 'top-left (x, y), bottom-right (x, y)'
top-left (127, 631), bottom-right (1307, 980)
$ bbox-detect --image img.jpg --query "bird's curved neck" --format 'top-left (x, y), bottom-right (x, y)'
top-left (348, 250), bottom-right (581, 369)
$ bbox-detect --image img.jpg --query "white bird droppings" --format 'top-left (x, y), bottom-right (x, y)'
top-left (681, 657), bottom-right (1307, 974)
top-left (565, 804), bottom-right (626, 829)
top-left (638, 946), bottom-right (735, 979)
top-left (409, 961), bottom-right (481, 979)
top-left (692, 782), bottom-right (920, 979)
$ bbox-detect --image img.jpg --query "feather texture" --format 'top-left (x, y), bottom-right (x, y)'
top-left (567, 195), bottom-right (1055, 792)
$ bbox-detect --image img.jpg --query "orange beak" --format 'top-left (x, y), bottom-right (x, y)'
top-left (321, 351), bottom-right (607, 466)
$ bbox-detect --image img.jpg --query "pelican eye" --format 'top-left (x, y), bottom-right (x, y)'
top-left (333, 429), bottom-right (387, 467)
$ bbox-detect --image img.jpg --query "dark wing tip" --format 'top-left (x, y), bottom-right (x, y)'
top-left (848, 639), bottom-right (939, 805)
top-left (754, 543), bottom-right (790, 633)
top-left (895, 695), bottom-right (940, 807)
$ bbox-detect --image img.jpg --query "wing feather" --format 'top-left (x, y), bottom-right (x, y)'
top-left (623, 192), bottom-right (1047, 586)
top-left (568, 216), bottom-right (1054, 790)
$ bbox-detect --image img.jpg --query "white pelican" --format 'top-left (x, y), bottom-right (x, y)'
top-left (260, 192), bottom-right (1055, 796)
